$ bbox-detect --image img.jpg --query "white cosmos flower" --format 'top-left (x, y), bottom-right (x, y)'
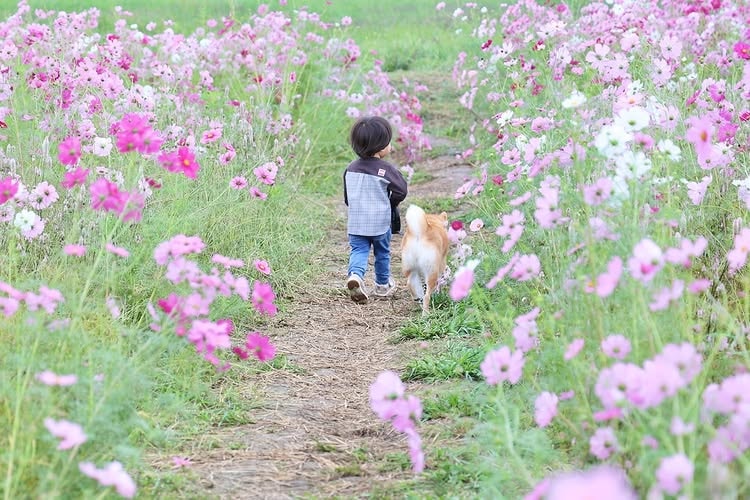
top-left (594, 124), bottom-right (633, 158)
top-left (562, 89), bottom-right (587, 108)
top-left (615, 150), bottom-right (652, 179)
top-left (13, 209), bottom-right (38, 232)
top-left (657, 139), bottom-right (682, 162)
top-left (615, 106), bottom-right (650, 132)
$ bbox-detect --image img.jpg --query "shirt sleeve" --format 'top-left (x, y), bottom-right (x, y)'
top-left (385, 163), bottom-right (407, 206)
top-left (343, 169), bottom-right (349, 206)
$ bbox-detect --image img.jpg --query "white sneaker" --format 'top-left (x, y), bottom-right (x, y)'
top-left (373, 277), bottom-right (397, 297)
top-left (346, 274), bottom-right (368, 304)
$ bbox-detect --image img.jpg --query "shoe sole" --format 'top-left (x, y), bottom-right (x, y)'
top-left (347, 279), bottom-right (368, 304)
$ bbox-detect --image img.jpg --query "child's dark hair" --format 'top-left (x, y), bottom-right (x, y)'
top-left (349, 116), bottom-right (392, 158)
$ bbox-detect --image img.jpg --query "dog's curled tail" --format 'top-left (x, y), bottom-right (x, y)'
top-left (405, 204), bottom-right (427, 238)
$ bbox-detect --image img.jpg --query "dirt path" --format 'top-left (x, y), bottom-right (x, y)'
top-left (189, 153), bottom-right (474, 499)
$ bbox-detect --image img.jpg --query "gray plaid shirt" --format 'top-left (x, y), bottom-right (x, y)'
top-left (344, 157), bottom-right (407, 236)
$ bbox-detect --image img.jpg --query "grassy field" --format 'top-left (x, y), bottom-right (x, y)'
top-left (5, 0), bottom-right (748, 498)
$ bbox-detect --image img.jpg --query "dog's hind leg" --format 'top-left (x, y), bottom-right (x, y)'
top-left (407, 271), bottom-right (424, 302)
top-left (422, 271), bottom-right (439, 314)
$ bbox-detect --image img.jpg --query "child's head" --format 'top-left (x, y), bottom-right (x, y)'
top-left (349, 116), bottom-right (393, 159)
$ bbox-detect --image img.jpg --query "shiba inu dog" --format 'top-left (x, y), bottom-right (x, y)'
top-left (400, 204), bottom-right (450, 313)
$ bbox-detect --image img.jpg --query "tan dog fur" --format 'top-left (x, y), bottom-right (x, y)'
top-left (400, 205), bottom-right (450, 313)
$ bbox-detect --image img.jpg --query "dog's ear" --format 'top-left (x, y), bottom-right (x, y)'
top-left (439, 212), bottom-right (448, 227)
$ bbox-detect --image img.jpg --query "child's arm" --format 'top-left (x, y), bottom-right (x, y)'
top-left (386, 164), bottom-right (407, 206)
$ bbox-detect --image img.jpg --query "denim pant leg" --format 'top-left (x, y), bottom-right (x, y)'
top-left (348, 234), bottom-right (371, 279)
top-left (372, 230), bottom-right (392, 286)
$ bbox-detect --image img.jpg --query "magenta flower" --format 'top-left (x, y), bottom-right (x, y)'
top-left (0, 176), bottom-right (19, 204)
top-left (171, 456), bottom-right (193, 469)
top-left (36, 370), bottom-right (78, 386)
top-left (601, 335), bottom-right (631, 360)
top-left (251, 281), bottom-right (277, 316)
top-left (370, 370), bottom-right (406, 419)
top-left (685, 115), bottom-right (714, 160)
top-left (449, 265), bottom-right (474, 301)
top-left (253, 259), bottom-right (272, 275)
top-left (585, 256), bottom-right (623, 298)
top-left (480, 346), bottom-right (524, 385)
top-left (405, 428), bottom-right (425, 473)
top-left (230, 176), bottom-right (248, 189)
top-left (656, 453), bottom-right (694, 495)
top-left (510, 254), bottom-right (541, 281)
top-left (582, 177), bottom-right (613, 206)
top-left (58, 136), bottom-right (81, 165)
top-left (105, 243), bottom-right (130, 259)
top-left (44, 418), bottom-right (87, 450)
top-left (734, 41), bottom-right (750, 60)
top-left (564, 338), bottom-right (584, 360)
top-left (63, 244), bottom-right (86, 257)
top-left (627, 238), bottom-right (663, 283)
top-left (79, 461), bottom-right (136, 498)
top-left (541, 466), bottom-right (636, 500)
top-left (590, 426), bottom-right (619, 460)
top-left (177, 147), bottom-right (200, 179)
top-left (534, 391), bottom-right (559, 428)
top-left (245, 332), bottom-right (276, 362)
top-left (249, 186), bottom-right (267, 200)
top-left (61, 167), bottom-right (89, 189)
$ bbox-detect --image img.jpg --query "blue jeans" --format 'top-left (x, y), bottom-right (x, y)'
top-left (348, 230), bottom-right (392, 286)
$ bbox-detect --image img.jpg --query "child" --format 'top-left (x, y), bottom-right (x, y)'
top-left (343, 116), bottom-right (407, 303)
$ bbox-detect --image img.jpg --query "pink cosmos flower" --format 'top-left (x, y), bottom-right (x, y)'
top-left (251, 281), bottom-right (277, 316)
top-left (44, 418), bottom-right (87, 450)
top-left (593, 407), bottom-right (623, 422)
top-left (510, 254), bottom-right (541, 281)
top-left (79, 461), bottom-right (136, 498)
top-left (245, 332), bottom-right (276, 361)
top-left (201, 128), bottom-right (222, 144)
top-left (249, 187), bottom-right (267, 200)
top-left (564, 338), bottom-right (584, 360)
top-left (601, 335), bottom-right (631, 360)
top-left (29, 182), bottom-right (59, 209)
top-left (656, 453), bottom-right (694, 495)
top-left (177, 147), bottom-right (200, 179)
top-left (211, 254), bottom-right (244, 268)
top-left (670, 416), bottom-right (696, 436)
top-left (734, 41), bottom-right (750, 60)
top-left (58, 136), bottom-right (82, 165)
top-left (63, 244), bottom-right (87, 257)
top-left (370, 370), bottom-right (406, 419)
top-left (486, 253), bottom-right (520, 289)
top-left (727, 228), bottom-right (750, 273)
top-left (509, 191), bottom-right (532, 206)
top-left (405, 428), bottom-right (425, 473)
top-left (105, 243), bottom-right (130, 258)
top-left (585, 256), bottom-right (623, 298)
top-left (0, 177), bottom-right (19, 204)
top-left (649, 279), bottom-right (685, 311)
top-left (688, 279), bottom-right (711, 294)
top-left (230, 176), bottom-right (248, 189)
top-left (449, 265), bottom-right (474, 301)
top-left (627, 238), bottom-right (663, 283)
top-left (534, 391), bottom-right (559, 427)
top-left (540, 466), bottom-right (636, 500)
top-left (253, 259), bottom-right (272, 275)
top-left (171, 456), bottom-right (193, 469)
top-left (582, 177), bottom-right (613, 206)
top-left (469, 218), bottom-right (484, 231)
top-left (36, 370), bottom-right (78, 386)
top-left (61, 167), bottom-right (89, 189)
top-left (590, 426), bottom-right (619, 460)
top-left (480, 346), bottom-right (524, 385)
top-left (685, 115), bottom-right (714, 160)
